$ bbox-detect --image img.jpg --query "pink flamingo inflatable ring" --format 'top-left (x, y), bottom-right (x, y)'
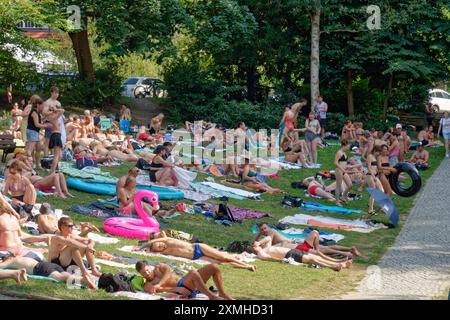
top-left (103, 190), bottom-right (160, 239)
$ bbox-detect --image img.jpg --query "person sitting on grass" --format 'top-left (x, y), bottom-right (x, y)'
top-left (137, 235), bottom-right (256, 272)
top-left (240, 158), bottom-right (282, 194)
top-left (35, 203), bottom-right (99, 236)
top-left (3, 162), bottom-right (36, 219)
top-left (149, 146), bottom-right (177, 186)
top-left (116, 167), bottom-right (140, 195)
top-left (47, 217), bottom-right (102, 279)
top-left (0, 256), bottom-right (96, 289)
top-left (133, 261), bottom-right (233, 300)
top-left (408, 143), bottom-right (429, 169)
top-left (252, 240), bottom-right (352, 271)
top-left (118, 177), bottom-right (158, 217)
top-left (149, 113), bottom-right (165, 135)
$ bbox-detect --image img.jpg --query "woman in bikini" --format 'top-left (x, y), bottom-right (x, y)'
top-left (304, 112), bottom-right (321, 166)
top-left (150, 146), bottom-right (177, 186)
top-left (3, 162), bottom-right (36, 217)
top-left (93, 140), bottom-right (139, 162)
top-left (333, 140), bottom-right (353, 206)
top-left (365, 147), bottom-right (384, 215)
top-left (10, 102), bottom-right (23, 138)
top-left (377, 144), bottom-right (397, 196)
top-left (29, 173), bottom-right (74, 199)
top-left (118, 177), bottom-right (156, 216)
top-left (240, 158), bottom-right (281, 194)
top-left (301, 176), bottom-right (336, 201)
top-left (342, 120), bottom-right (356, 141)
top-left (281, 137), bottom-right (311, 168)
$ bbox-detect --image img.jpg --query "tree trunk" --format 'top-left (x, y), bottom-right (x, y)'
top-left (310, 6), bottom-right (321, 110)
top-left (383, 74), bottom-right (394, 120)
top-left (347, 70), bottom-right (354, 116)
top-left (68, 18), bottom-right (94, 81)
top-left (246, 65), bottom-right (256, 102)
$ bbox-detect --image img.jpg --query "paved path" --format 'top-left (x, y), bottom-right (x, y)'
top-left (343, 159), bottom-right (450, 300)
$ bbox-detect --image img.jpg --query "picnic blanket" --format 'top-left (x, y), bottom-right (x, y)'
top-left (250, 225), bottom-right (345, 242)
top-left (190, 182), bottom-right (245, 200)
top-left (279, 214), bottom-right (387, 233)
top-left (200, 182), bottom-right (261, 199)
top-left (59, 161), bottom-right (117, 183)
top-left (112, 291), bottom-right (209, 300)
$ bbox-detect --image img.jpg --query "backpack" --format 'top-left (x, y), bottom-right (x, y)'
top-left (281, 196), bottom-right (303, 208)
top-left (62, 149), bottom-right (74, 161)
top-left (41, 157), bottom-right (57, 170)
top-left (76, 157), bottom-right (98, 169)
top-left (215, 203), bottom-right (237, 222)
top-left (226, 241), bottom-right (252, 253)
top-left (98, 273), bottom-right (135, 293)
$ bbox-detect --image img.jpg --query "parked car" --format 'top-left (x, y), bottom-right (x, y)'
top-left (121, 77), bottom-right (166, 99)
top-left (429, 89), bottom-right (450, 112)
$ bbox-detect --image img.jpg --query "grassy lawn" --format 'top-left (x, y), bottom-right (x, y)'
top-left (0, 142), bottom-right (445, 300)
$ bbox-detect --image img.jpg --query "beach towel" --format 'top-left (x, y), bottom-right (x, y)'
top-left (59, 162), bottom-right (118, 183)
top-left (226, 206), bottom-right (271, 221)
top-left (95, 259), bottom-right (134, 269)
top-left (112, 291), bottom-right (209, 300)
top-left (201, 182), bottom-right (261, 199)
top-left (70, 205), bottom-right (115, 219)
top-left (250, 225), bottom-right (345, 242)
top-left (279, 214), bottom-right (387, 233)
top-left (190, 182), bottom-right (244, 200)
top-left (301, 201), bottom-right (362, 215)
top-left (87, 233), bottom-right (119, 245)
top-left (173, 167), bottom-right (197, 189)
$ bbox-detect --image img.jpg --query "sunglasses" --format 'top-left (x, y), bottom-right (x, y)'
top-left (64, 224), bottom-right (75, 228)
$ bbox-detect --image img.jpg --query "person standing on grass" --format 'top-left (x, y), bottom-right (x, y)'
top-left (6, 84), bottom-right (13, 104)
top-left (25, 98), bottom-right (50, 170)
top-left (43, 87), bottom-right (62, 157)
top-left (46, 106), bottom-right (65, 174)
top-left (438, 111), bottom-right (450, 158)
top-left (314, 95), bottom-right (328, 136)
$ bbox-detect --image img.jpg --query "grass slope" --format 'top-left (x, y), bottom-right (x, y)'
top-left (0, 143), bottom-right (444, 300)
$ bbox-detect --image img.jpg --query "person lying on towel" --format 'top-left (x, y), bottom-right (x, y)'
top-left (137, 235), bottom-right (256, 272)
top-left (0, 256), bottom-right (96, 289)
top-left (253, 223), bottom-right (362, 259)
top-left (133, 260), bottom-right (233, 300)
top-left (252, 239), bottom-right (352, 271)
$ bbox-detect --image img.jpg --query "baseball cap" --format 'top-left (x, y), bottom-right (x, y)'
top-left (396, 124), bottom-right (402, 129)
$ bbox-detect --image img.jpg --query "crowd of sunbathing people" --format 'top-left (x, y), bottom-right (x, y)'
top-left (1, 90), bottom-right (448, 299)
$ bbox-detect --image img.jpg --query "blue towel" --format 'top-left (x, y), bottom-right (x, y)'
top-left (301, 201), bottom-right (362, 215)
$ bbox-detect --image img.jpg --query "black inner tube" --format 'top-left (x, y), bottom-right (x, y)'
top-left (389, 162), bottom-right (422, 197)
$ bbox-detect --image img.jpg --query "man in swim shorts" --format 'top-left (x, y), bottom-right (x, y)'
top-left (138, 235), bottom-right (256, 271)
top-left (133, 260), bottom-right (233, 300)
top-left (0, 256), bottom-right (96, 289)
top-left (252, 241), bottom-right (352, 271)
top-left (47, 217), bottom-right (102, 278)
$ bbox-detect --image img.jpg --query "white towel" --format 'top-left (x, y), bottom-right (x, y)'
top-left (119, 246), bottom-right (210, 265)
top-left (201, 182), bottom-right (261, 199)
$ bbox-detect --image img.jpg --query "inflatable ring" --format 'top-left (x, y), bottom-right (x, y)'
top-left (388, 162), bottom-right (422, 197)
top-left (103, 190), bottom-right (160, 239)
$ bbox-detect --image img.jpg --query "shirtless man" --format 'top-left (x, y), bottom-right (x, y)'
top-left (0, 256), bottom-right (96, 289)
top-left (409, 143), bottom-right (429, 168)
top-left (47, 217), bottom-right (102, 278)
top-left (133, 261), bottom-right (233, 300)
top-left (253, 241), bottom-right (352, 271)
top-left (46, 106), bottom-right (65, 174)
top-left (394, 124), bottom-right (411, 161)
top-left (252, 223), bottom-right (291, 248)
top-left (138, 236), bottom-right (256, 272)
top-left (150, 113), bottom-right (164, 134)
top-left (417, 127), bottom-right (430, 146)
top-left (116, 167), bottom-right (140, 195)
top-left (43, 87), bottom-right (62, 157)
top-left (66, 115), bottom-right (83, 142)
